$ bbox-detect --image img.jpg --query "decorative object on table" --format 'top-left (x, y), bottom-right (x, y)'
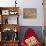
top-left (21, 28), bottom-right (41, 46)
top-left (23, 8), bottom-right (37, 19)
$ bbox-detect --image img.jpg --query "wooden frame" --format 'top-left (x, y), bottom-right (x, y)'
top-left (2, 10), bottom-right (9, 15)
top-left (23, 8), bottom-right (37, 19)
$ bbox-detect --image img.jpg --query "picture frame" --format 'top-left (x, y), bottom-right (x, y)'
top-left (23, 8), bottom-right (37, 19)
top-left (2, 10), bottom-right (9, 15)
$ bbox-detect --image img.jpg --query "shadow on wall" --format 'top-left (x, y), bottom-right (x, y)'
top-left (18, 26), bottom-right (44, 44)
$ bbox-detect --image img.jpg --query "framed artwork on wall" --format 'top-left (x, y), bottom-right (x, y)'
top-left (23, 8), bottom-right (37, 19)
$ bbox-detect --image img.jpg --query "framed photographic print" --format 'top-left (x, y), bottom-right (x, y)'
top-left (23, 8), bottom-right (37, 19)
top-left (2, 10), bottom-right (9, 15)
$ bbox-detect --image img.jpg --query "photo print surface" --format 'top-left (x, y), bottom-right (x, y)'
top-left (23, 8), bottom-right (37, 19)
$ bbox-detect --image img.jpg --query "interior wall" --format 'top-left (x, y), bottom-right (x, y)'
top-left (19, 0), bottom-right (44, 26)
top-left (0, 0), bottom-right (44, 26)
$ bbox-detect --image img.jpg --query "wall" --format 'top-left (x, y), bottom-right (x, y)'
top-left (19, 0), bottom-right (44, 26)
top-left (0, 0), bottom-right (44, 26)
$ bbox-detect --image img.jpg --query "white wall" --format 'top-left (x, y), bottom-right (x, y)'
top-left (0, 0), bottom-right (44, 26)
top-left (19, 0), bottom-right (44, 26)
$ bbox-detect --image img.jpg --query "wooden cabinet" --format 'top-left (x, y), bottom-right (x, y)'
top-left (0, 7), bottom-right (19, 46)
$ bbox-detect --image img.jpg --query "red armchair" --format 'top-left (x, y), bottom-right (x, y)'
top-left (21, 28), bottom-right (41, 46)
